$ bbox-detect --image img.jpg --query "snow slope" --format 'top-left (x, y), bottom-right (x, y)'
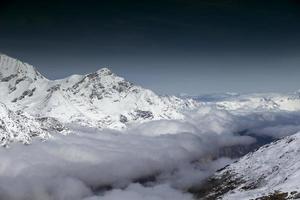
top-left (198, 132), bottom-right (300, 200)
top-left (0, 102), bottom-right (68, 146)
top-left (0, 54), bottom-right (198, 129)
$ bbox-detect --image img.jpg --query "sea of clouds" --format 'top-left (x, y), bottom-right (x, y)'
top-left (1, 106), bottom-right (300, 200)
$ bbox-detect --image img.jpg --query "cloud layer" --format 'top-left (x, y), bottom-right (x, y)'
top-left (1, 107), bottom-right (300, 199)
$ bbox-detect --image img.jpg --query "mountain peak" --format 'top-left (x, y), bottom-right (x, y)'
top-left (96, 67), bottom-right (113, 76)
top-left (0, 54), bottom-right (44, 80)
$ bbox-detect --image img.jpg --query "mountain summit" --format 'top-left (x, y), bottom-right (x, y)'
top-left (0, 54), bottom-right (44, 81)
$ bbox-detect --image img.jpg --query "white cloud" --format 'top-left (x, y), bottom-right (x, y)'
top-left (1, 107), bottom-right (300, 199)
top-left (84, 184), bottom-right (193, 200)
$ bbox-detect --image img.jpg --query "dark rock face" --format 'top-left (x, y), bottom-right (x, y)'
top-left (37, 117), bottom-right (67, 133)
top-left (119, 115), bottom-right (128, 123)
top-left (12, 88), bottom-right (36, 102)
top-left (0, 119), bottom-right (7, 132)
top-left (114, 81), bottom-right (132, 93)
top-left (191, 168), bottom-right (280, 199)
top-left (1, 74), bottom-right (17, 82)
top-left (15, 77), bottom-right (26, 85)
top-left (251, 191), bottom-right (299, 200)
top-left (189, 171), bottom-right (244, 200)
top-left (8, 85), bottom-right (16, 93)
top-left (87, 72), bottom-right (99, 79)
top-left (47, 84), bottom-right (61, 92)
top-left (135, 110), bottom-right (154, 119)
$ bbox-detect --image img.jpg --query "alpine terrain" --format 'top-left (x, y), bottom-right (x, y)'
top-left (195, 132), bottom-right (300, 200)
top-left (1, 53), bottom-right (300, 200)
top-left (0, 53), bottom-right (197, 130)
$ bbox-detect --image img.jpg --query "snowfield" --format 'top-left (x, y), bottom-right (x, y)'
top-left (1, 54), bottom-right (300, 200)
top-left (0, 102), bottom-right (69, 146)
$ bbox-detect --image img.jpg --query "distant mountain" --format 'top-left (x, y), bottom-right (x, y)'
top-left (183, 93), bottom-right (240, 102)
top-left (194, 132), bottom-right (300, 199)
top-left (0, 54), bottom-right (198, 129)
top-left (190, 92), bottom-right (300, 112)
top-left (214, 93), bottom-right (300, 112)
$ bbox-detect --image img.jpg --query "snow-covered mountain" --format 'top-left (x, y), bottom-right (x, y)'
top-left (0, 102), bottom-right (68, 146)
top-left (195, 132), bottom-right (300, 200)
top-left (191, 92), bottom-right (300, 113)
top-left (215, 93), bottom-right (300, 112)
top-left (0, 54), bottom-right (198, 129)
top-left (2, 53), bottom-right (300, 199)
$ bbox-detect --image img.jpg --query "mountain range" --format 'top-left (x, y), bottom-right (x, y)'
top-left (0, 54), bottom-right (198, 131)
top-left (1, 53), bottom-right (300, 199)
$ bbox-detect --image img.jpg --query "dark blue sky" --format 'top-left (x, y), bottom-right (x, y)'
top-left (1, 0), bottom-right (300, 95)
